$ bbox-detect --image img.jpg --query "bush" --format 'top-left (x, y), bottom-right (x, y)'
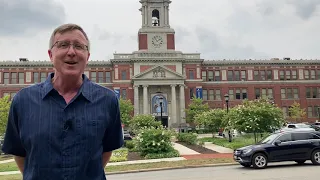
top-left (135, 126), bottom-right (178, 158)
top-left (109, 148), bottom-right (128, 162)
top-left (177, 133), bottom-right (198, 145)
top-left (130, 114), bottom-right (162, 134)
top-left (144, 150), bottom-right (180, 159)
top-left (124, 140), bottom-right (135, 150)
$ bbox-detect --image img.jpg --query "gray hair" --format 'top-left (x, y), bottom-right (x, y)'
top-left (49, 23), bottom-right (90, 51)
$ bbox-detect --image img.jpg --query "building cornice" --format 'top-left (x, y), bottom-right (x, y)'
top-left (202, 59), bottom-right (320, 66)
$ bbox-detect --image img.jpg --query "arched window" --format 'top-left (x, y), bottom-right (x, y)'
top-left (152, 9), bottom-right (160, 26)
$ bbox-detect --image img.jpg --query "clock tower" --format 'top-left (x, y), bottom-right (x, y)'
top-left (138, 0), bottom-right (175, 51)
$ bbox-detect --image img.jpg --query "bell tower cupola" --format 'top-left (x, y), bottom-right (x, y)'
top-left (138, 0), bottom-right (175, 51)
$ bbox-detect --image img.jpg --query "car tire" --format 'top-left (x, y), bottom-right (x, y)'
top-left (240, 163), bottom-right (251, 167)
top-left (252, 153), bottom-right (268, 169)
top-left (311, 149), bottom-right (320, 165)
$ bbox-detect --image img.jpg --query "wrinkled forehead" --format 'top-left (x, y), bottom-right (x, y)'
top-left (54, 29), bottom-right (88, 43)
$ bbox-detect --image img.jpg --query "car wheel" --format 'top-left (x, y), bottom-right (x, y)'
top-left (295, 160), bottom-right (306, 165)
top-left (240, 163), bottom-right (251, 167)
top-left (311, 149), bottom-right (320, 165)
top-left (252, 153), bottom-right (268, 169)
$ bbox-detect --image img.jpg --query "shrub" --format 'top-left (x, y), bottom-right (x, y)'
top-left (135, 126), bottom-right (178, 158)
top-left (130, 114), bottom-right (162, 134)
top-left (177, 133), bottom-right (198, 145)
top-left (109, 148), bottom-right (128, 162)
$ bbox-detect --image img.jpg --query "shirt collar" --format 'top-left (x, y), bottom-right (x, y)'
top-left (41, 73), bottom-right (93, 102)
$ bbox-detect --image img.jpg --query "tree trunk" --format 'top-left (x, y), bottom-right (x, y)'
top-left (254, 132), bottom-right (257, 143)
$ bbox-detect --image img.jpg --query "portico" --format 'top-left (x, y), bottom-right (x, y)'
top-left (132, 65), bottom-right (186, 127)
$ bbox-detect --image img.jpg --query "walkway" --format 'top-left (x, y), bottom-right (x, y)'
top-left (172, 142), bottom-right (200, 155)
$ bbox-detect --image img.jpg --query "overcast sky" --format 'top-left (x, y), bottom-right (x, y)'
top-left (1, 0), bottom-right (320, 61)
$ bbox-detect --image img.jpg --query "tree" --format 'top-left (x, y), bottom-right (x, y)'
top-left (288, 101), bottom-right (306, 123)
top-left (185, 97), bottom-right (210, 125)
top-left (0, 95), bottom-right (11, 136)
top-left (119, 98), bottom-right (134, 127)
top-left (194, 108), bottom-right (226, 136)
top-left (225, 98), bottom-right (285, 143)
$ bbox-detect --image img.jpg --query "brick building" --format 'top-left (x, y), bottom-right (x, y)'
top-left (0, 0), bottom-right (320, 127)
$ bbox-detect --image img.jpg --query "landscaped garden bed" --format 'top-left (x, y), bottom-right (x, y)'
top-left (175, 141), bottom-right (217, 154)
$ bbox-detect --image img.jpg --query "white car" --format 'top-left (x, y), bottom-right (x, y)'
top-left (277, 123), bottom-right (315, 132)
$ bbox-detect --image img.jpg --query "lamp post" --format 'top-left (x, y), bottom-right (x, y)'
top-left (318, 107), bottom-right (320, 122)
top-left (224, 94), bottom-right (232, 142)
top-left (159, 97), bottom-right (164, 126)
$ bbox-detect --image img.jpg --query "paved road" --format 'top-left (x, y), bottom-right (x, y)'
top-left (107, 161), bottom-right (319, 180)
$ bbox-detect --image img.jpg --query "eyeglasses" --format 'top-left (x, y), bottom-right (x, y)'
top-left (51, 41), bottom-right (89, 51)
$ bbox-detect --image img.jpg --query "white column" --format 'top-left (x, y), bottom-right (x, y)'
top-left (134, 85), bottom-right (139, 115)
top-left (179, 84), bottom-right (186, 124)
top-left (171, 85), bottom-right (177, 124)
top-left (143, 85), bottom-right (148, 114)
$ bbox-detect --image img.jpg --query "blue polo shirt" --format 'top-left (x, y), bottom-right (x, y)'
top-left (1, 73), bottom-right (124, 180)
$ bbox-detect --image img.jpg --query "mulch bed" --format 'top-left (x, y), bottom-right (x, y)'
top-left (127, 151), bottom-right (145, 161)
top-left (176, 141), bottom-right (218, 154)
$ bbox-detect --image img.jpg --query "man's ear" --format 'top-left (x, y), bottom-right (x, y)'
top-left (48, 49), bottom-right (53, 62)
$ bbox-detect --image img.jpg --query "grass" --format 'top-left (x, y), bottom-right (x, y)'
top-left (199, 133), bottom-right (270, 150)
top-left (0, 155), bottom-right (13, 161)
top-left (0, 158), bottom-right (234, 179)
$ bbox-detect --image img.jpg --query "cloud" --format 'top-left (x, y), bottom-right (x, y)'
top-left (0, 0), bottom-right (66, 36)
top-left (287, 0), bottom-right (320, 20)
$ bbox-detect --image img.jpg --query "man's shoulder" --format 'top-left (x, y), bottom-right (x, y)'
top-left (15, 83), bottom-right (44, 98)
top-left (89, 82), bottom-right (117, 99)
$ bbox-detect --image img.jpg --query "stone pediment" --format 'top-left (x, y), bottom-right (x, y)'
top-left (132, 65), bottom-right (185, 80)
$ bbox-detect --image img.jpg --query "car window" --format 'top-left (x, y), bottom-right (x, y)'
top-left (293, 133), bottom-right (320, 140)
top-left (277, 133), bottom-right (292, 142)
top-left (287, 125), bottom-right (296, 128)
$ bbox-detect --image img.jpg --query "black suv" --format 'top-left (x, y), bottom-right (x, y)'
top-left (233, 131), bottom-right (320, 169)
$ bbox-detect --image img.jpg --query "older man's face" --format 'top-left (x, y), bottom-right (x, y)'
top-left (48, 30), bottom-right (90, 78)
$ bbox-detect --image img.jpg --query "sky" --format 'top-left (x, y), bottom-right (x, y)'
top-left (1, 0), bottom-right (320, 61)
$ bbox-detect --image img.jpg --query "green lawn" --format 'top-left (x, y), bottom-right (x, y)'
top-left (0, 158), bottom-right (235, 179)
top-left (199, 133), bottom-right (269, 150)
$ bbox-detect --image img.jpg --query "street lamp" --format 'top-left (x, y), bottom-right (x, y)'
top-left (224, 94), bottom-right (232, 142)
top-left (318, 107), bottom-right (320, 122)
top-left (158, 96), bottom-right (164, 126)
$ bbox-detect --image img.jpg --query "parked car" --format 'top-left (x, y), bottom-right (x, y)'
top-left (275, 123), bottom-right (315, 133)
top-left (233, 131), bottom-right (320, 169)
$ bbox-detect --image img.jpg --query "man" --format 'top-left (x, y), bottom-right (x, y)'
top-left (1, 23), bottom-right (124, 180)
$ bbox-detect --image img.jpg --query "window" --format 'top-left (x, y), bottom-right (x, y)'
top-left (11, 73), bottom-right (17, 84)
top-left (33, 72), bottom-right (39, 83)
top-left (227, 71), bottom-right (233, 81)
top-left (307, 106), bottom-right (320, 117)
top-left (18, 72), bottom-right (24, 84)
top-left (208, 71), bottom-right (213, 81)
top-left (3, 73), bottom-right (9, 84)
top-left (304, 70), bottom-right (316, 80)
top-left (40, 72), bottom-right (47, 82)
top-left (190, 88), bottom-right (194, 99)
top-left (277, 134), bottom-right (292, 142)
top-left (306, 87), bottom-right (320, 98)
top-left (204, 89), bottom-right (221, 101)
top-left (227, 70), bottom-right (245, 81)
top-left (280, 88), bottom-right (299, 99)
top-left (255, 88), bottom-right (273, 99)
top-left (121, 89), bottom-right (127, 99)
top-left (90, 72), bottom-right (96, 82)
top-left (97, 72), bottom-right (104, 83)
top-left (228, 88), bottom-right (247, 100)
top-left (121, 70), bottom-right (127, 80)
top-left (293, 133), bottom-right (320, 140)
top-left (241, 71), bottom-right (246, 81)
top-left (202, 71), bottom-right (207, 81)
top-left (106, 72), bottom-right (111, 83)
top-left (189, 70), bottom-right (194, 79)
top-left (253, 70), bottom-right (272, 81)
top-left (279, 70), bottom-right (297, 80)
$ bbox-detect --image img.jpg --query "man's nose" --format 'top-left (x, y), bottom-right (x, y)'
top-left (67, 45), bottom-right (76, 56)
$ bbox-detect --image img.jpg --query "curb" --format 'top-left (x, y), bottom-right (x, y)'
top-left (106, 162), bottom-right (238, 175)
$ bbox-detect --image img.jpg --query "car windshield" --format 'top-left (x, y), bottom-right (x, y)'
top-left (258, 134), bottom-right (279, 144)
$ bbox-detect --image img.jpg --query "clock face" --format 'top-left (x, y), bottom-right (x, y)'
top-left (151, 35), bottom-right (163, 48)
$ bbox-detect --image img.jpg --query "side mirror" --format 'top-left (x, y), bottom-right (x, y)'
top-left (274, 140), bottom-right (281, 146)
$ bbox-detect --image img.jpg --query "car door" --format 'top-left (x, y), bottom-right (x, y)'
top-left (268, 133), bottom-right (294, 161)
top-left (291, 132), bottom-right (315, 159)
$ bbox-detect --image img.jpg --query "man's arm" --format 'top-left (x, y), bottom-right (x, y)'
top-left (14, 156), bottom-right (25, 173)
top-left (101, 94), bottom-right (124, 168)
top-left (102, 151), bottom-right (112, 167)
top-left (1, 93), bottom-right (26, 174)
